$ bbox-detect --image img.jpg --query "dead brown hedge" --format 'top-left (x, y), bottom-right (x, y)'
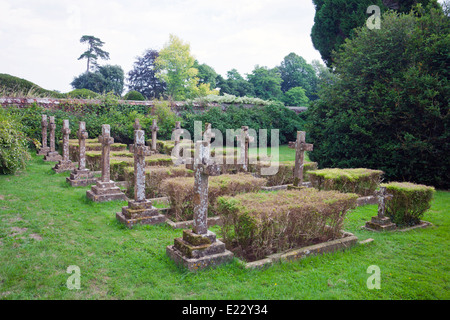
top-left (217, 188), bottom-right (358, 261)
top-left (160, 173), bottom-right (267, 222)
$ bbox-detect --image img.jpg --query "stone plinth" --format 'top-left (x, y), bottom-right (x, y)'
top-left (86, 180), bottom-right (126, 202)
top-left (53, 161), bottom-right (77, 173)
top-left (116, 199), bottom-right (166, 228)
top-left (38, 146), bottom-right (51, 156)
top-left (365, 216), bottom-right (397, 231)
top-left (166, 230), bottom-right (234, 272)
top-left (66, 169), bottom-right (97, 187)
top-left (44, 151), bottom-right (62, 162)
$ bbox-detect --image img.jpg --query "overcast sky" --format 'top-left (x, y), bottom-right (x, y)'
top-left (0, 0), bottom-right (323, 93)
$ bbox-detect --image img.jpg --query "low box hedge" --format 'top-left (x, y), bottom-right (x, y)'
top-left (382, 182), bottom-right (435, 227)
top-left (308, 168), bottom-right (383, 196)
top-left (160, 173), bottom-right (267, 222)
top-left (250, 161), bottom-right (318, 186)
top-left (217, 188), bottom-right (358, 261)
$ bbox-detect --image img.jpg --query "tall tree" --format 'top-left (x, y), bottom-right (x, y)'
top-left (310, 0), bottom-right (435, 66)
top-left (306, 4), bottom-right (449, 188)
top-left (246, 66), bottom-right (283, 101)
top-left (127, 49), bottom-right (166, 99)
top-left (77, 35), bottom-right (110, 73)
top-left (155, 34), bottom-right (198, 100)
top-left (71, 65), bottom-right (124, 95)
top-left (155, 34), bottom-right (217, 100)
top-left (193, 60), bottom-right (218, 89)
top-left (278, 53), bottom-right (318, 100)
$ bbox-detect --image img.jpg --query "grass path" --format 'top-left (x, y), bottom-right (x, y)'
top-left (0, 153), bottom-right (448, 300)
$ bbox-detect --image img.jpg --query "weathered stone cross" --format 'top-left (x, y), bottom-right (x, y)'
top-left (293, 131), bottom-right (313, 187)
top-left (133, 129), bottom-right (152, 202)
top-left (38, 114), bottom-right (49, 155)
top-left (61, 120), bottom-right (71, 162)
top-left (193, 141), bottom-right (221, 235)
top-left (49, 116), bottom-right (56, 153)
top-left (173, 121), bottom-right (184, 146)
top-left (203, 123), bottom-right (215, 144)
top-left (98, 124), bottom-right (115, 183)
top-left (77, 121), bottom-right (89, 170)
top-left (240, 126), bottom-right (254, 172)
top-left (151, 119), bottom-right (159, 151)
top-left (133, 118), bottom-right (142, 131)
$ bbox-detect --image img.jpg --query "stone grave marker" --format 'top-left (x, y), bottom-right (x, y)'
top-left (151, 119), bottom-right (159, 152)
top-left (86, 124), bottom-right (126, 202)
top-left (364, 186), bottom-right (396, 231)
top-left (166, 141), bottom-right (234, 271)
top-left (53, 120), bottom-right (77, 173)
top-left (43, 116), bottom-right (62, 162)
top-left (116, 129), bottom-right (165, 228)
top-left (239, 126), bottom-right (254, 172)
top-left (67, 121), bottom-right (97, 186)
top-left (37, 115), bottom-right (50, 155)
top-left (292, 131), bottom-right (313, 188)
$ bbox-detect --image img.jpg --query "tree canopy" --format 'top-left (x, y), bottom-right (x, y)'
top-left (77, 35), bottom-right (110, 73)
top-left (127, 49), bottom-right (166, 99)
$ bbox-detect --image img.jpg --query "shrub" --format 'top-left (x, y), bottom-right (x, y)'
top-left (123, 90), bottom-right (146, 101)
top-left (382, 182), bottom-right (435, 227)
top-left (67, 89), bottom-right (100, 99)
top-left (160, 173), bottom-right (267, 222)
top-left (306, 8), bottom-right (450, 189)
top-left (0, 110), bottom-right (31, 174)
top-left (217, 188), bottom-right (358, 261)
top-left (0, 73), bottom-right (66, 98)
top-left (308, 168), bottom-right (383, 196)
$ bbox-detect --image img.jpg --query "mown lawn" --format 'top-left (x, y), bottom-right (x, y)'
top-left (0, 153), bottom-right (448, 300)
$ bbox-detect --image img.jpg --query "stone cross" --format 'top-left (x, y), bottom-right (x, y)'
top-left (133, 129), bottom-right (152, 202)
top-left (203, 123), bottom-right (215, 144)
top-left (49, 116), bottom-right (56, 152)
top-left (98, 124), bottom-right (114, 183)
top-left (77, 121), bottom-right (89, 170)
top-left (375, 186), bottom-right (393, 219)
top-left (240, 126), bottom-right (254, 171)
top-left (293, 131), bottom-right (314, 187)
top-left (61, 120), bottom-right (71, 162)
top-left (151, 119), bottom-right (159, 151)
top-left (173, 121), bottom-right (184, 146)
top-left (41, 115), bottom-right (48, 150)
top-left (193, 141), bottom-right (221, 235)
top-left (133, 118), bottom-right (142, 131)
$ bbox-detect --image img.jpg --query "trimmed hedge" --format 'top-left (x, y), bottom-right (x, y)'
top-left (250, 161), bottom-right (318, 186)
top-left (217, 188), bottom-right (358, 261)
top-left (160, 173), bottom-right (267, 222)
top-left (382, 182), bottom-right (435, 227)
top-left (308, 168), bottom-right (383, 196)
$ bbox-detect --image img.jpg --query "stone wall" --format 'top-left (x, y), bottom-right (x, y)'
top-left (0, 97), bottom-right (306, 115)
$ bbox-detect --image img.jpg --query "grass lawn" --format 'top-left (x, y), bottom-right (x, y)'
top-left (0, 152), bottom-right (448, 300)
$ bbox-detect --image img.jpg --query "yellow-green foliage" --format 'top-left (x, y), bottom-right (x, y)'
top-left (124, 165), bottom-right (194, 199)
top-left (308, 168), bottom-right (383, 196)
top-left (217, 188), bottom-right (358, 261)
top-left (160, 173), bottom-right (267, 222)
top-left (250, 161), bottom-right (318, 186)
top-left (382, 182), bottom-right (435, 227)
